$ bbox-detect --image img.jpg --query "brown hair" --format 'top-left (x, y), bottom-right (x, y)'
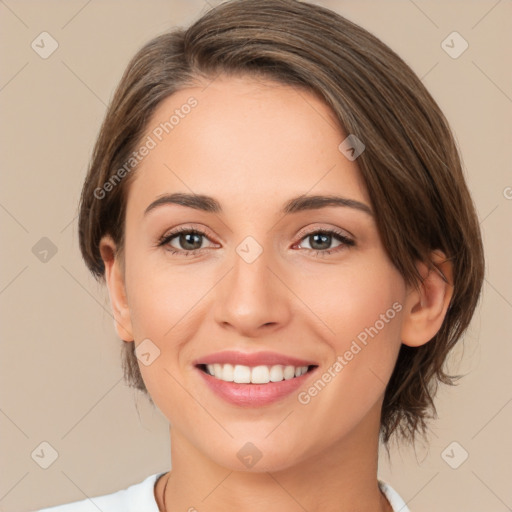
top-left (78, 0), bottom-right (484, 448)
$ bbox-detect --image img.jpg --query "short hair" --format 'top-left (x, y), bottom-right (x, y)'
top-left (78, 0), bottom-right (485, 448)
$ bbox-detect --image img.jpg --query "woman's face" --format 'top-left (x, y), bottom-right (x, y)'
top-left (115, 75), bottom-right (408, 471)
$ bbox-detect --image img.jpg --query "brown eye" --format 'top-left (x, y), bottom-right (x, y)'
top-left (296, 229), bottom-right (355, 257)
top-left (158, 227), bottom-right (216, 256)
top-left (173, 232), bottom-right (204, 251)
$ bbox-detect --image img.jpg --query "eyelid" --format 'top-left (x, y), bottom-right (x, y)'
top-left (156, 224), bottom-right (219, 248)
top-left (158, 223), bottom-right (216, 241)
top-left (295, 224), bottom-right (354, 241)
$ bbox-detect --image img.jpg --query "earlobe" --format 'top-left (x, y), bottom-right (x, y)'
top-left (400, 250), bottom-right (454, 348)
top-left (99, 235), bottom-right (134, 343)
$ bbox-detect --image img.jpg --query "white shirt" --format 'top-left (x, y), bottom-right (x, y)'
top-left (36, 472), bottom-right (411, 511)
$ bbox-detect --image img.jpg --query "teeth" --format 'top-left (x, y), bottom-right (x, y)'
top-left (203, 363), bottom-right (309, 383)
top-left (234, 364), bottom-right (251, 383)
top-left (269, 365), bottom-right (284, 382)
top-left (251, 365), bottom-right (270, 384)
top-left (283, 365), bottom-right (296, 380)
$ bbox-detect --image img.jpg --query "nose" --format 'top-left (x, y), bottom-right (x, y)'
top-left (213, 243), bottom-right (292, 337)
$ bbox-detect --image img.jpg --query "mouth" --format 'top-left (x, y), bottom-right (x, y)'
top-left (193, 350), bottom-right (319, 406)
top-left (196, 363), bottom-right (318, 384)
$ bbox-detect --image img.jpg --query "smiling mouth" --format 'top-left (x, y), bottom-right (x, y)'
top-left (197, 363), bottom-right (318, 384)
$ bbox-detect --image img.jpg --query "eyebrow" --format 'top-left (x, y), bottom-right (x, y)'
top-left (144, 192), bottom-right (374, 217)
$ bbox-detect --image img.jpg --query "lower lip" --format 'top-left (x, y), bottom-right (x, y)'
top-left (196, 366), bottom-right (317, 407)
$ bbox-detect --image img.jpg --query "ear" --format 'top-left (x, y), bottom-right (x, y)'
top-left (99, 234), bottom-right (134, 343)
top-left (400, 250), bottom-right (454, 347)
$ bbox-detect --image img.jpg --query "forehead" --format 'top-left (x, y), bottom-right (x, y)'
top-left (126, 75), bottom-right (370, 217)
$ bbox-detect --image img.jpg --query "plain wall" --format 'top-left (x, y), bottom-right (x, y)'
top-left (1, 1), bottom-right (511, 511)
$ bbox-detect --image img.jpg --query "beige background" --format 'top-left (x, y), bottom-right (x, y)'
top-left (1, 1), bottom-right (511, 511)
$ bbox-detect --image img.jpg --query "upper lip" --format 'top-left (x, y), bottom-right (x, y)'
top-left (194, 350), bottom-right (317, 367)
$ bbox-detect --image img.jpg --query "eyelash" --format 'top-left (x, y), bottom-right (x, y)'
top-left (156, 226), bottom-right (355, 258)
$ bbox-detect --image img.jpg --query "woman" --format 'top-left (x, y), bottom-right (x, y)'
top-left (36, 0), bottom-right (484, 510)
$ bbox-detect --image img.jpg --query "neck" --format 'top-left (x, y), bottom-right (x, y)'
top-left (156, 404), bottom-right (392, 512)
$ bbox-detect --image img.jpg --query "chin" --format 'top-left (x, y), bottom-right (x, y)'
top-left (202, 435), bottom-right (309, 474)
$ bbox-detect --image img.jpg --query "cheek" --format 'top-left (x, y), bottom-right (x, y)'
top-left (296, 254), bottom-right (405, 344)
top-left (288, 264), bottom-right (405, 448)
top-left (121, 250), bottom-right (185, 395)
top-left (125, 247), bottom-right (203, 340)
top-left (337, 267), bottom-right (404, 376)
top-left (295, 255), bottom-right (405, 396)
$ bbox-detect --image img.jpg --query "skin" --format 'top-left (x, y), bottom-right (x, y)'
top-left (100, 75), bottom-right (454, 512)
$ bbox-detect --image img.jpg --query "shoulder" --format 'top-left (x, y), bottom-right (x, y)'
top-left (34, 472), bottom-right (165, 512)
top-left (378, 480), bottom-right (411, 512)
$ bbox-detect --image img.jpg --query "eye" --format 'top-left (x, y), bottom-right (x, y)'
top-left (156, 226), bottom-right (355, 258)
top-left (294, 229), bottom-right (355, 257)
top-left (157, 227), bottom-right (217, 256)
